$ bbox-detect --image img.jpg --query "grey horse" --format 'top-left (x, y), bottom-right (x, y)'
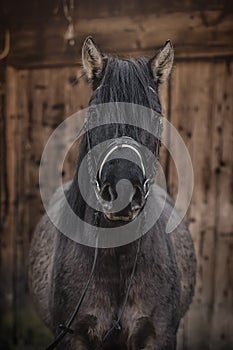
top-left (29, 37), bottom-right (196, 350)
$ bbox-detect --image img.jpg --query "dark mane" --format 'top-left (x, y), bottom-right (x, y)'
top-left (90, 57), bottom-right (161, 113)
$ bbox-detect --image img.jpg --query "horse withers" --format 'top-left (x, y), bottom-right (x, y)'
top-left (29, 37), bottom-right (196, 350)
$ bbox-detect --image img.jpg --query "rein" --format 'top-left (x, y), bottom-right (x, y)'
top-left (45, 236), bottom-right (142, 350)
top-left (45, 243), bottom-right (99, 350)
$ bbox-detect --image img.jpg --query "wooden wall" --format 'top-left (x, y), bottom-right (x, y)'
top-left (169, 61), bottom-right (233, 349)
top-left (2, 0), bottom-right (233, 67)
top-left (0, 0), bottom-right (233, 349)
top-left (1, 59), bottom-right (232, 349)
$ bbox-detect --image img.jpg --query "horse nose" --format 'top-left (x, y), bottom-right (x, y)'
top-left (100, 183), bottom-right (116, 202)
top-left (99, 180), bottom-right (145, 213)
top-left (131, 185), bottom-right (145, 211)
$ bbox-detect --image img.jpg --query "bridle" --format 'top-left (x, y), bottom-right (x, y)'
top-left (45, 86), bottom-right (162, 350)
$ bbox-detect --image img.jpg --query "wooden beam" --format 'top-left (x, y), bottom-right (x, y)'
top-left (6, 11), bottom-right (233, 68)
top-left (2, 0), bottom-right (231, 25)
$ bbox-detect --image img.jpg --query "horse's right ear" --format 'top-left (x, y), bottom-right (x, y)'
top-left (82, 36), bottom-right (104, 80)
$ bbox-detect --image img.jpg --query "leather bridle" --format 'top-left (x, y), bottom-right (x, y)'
top-left (93, 136), bottom-right (157, 204)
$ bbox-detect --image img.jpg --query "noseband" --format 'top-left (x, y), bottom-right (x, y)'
top-left (94, 136), bottom-right (158, 203)
top-left (98, 141), bottom-right (146, 179)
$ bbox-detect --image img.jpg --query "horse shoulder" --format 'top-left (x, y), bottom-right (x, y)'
top-left (162, 192), bottom-right (196, 317)
top-left (28, 213), bottom-right (58, 329)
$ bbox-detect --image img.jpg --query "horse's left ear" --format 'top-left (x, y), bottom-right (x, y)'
top-left (82, 36), bottom-right (104, 80)
top-left (149, 40), bottom-right (174, 84)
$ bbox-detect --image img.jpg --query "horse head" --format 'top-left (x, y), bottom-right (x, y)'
top-left (81, 37), bottom-right (174, 223)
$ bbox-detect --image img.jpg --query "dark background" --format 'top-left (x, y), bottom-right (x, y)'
top-left (0, 0), bottom-right (233, 349)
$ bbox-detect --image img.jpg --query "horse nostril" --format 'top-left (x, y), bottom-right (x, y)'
top-left (131, 185), bottom-right (144, 210)
top-left (100, 184), bottom-right (114, 202)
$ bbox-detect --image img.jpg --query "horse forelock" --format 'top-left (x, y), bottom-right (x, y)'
top-left (85, 57), bottom-right (162, 157)
top-left (90, 57), bottom-right (162, 113)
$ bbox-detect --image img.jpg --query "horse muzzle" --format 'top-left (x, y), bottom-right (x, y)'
top-left (96, 180), bottom-right (147, 222)
top-left (93, 136), bottom-right (153, 222)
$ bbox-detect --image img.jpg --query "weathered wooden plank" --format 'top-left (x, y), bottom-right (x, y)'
top-left (28, 69), bottom-right (63, 231)
top-left (7, 10), bottom-right (233, 68)
top-left (169, 61), bottom-right (218, 349)
top-left (1, 66), bottom-right (18, 343)
top-left (209, 61), bottom-right (233, 349)
top-left (19, 66), bottom-right (90, 233)
top-left (186, 62), bottom-right (220, 350)
top-left (12, 69), bottom-right (28, 342)
top-left (0, 65), bottom-right (8, 338)
top-left (167, 62), bottom-right (195, 207)
top-left (62, 67), bottom-right (91, 183)
top-left (2, 0), bottom-right (229, 26)
top-left (169, 63), bottom-right (196, 349)
top-left (0, 67), bottom-right (7, 224)
top-left (169, 60), bottom-right (233, 349)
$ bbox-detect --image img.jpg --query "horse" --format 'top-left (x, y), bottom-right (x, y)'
top-left (29, 37), bottom-right (196, 350)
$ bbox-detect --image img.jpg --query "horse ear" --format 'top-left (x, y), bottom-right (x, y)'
top-left (149, 40), bottom-right (174, 84)
top-left (82, 36), bottom-right (104, 80)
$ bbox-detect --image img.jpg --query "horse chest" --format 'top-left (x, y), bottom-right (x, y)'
top-left (76, 254), bottom-right (153, 341)
top-left (66, 255), bottom-right (123, 327)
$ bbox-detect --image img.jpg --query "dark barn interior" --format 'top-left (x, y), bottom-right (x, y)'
top-left (0, 0), bottom-right (233, 349)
